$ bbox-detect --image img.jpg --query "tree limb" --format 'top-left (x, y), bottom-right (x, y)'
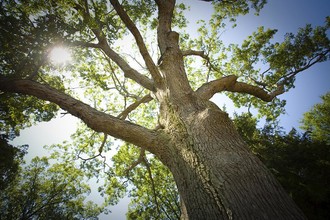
top-left (281, 49), bottom-right (330, 82)
top-left (196, 75), bottom-right (238, 100)
top-left (109, 0), bottom-right (163, 85)
top-left (73, 3), bottom-right (156, 91)
top-left (228, 81), bottom-right (285, 102)
top-left (196, 75), bottom-right (285, 102)
top-left (142, 157), bottom-right (162, 218)
top-left (125, 148), bottom-right (146, 176)
top-left (155, 0), bottom-right (175, 54)
top-left (0, 78), bottom-right (160, 154)
top-left (182, 49), bottom-right (208, 58)
top-left (182, 49), bottom-right (221, 76)
top-left (100, 43), bottom-right (156, 91)
top-left (117, 94), bottom-right (153, 120)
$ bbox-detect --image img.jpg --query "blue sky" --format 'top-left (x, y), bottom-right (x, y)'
top-left (12, 0), bottom-right (330, 219)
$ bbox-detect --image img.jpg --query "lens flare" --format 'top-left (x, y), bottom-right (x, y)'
top-left (49, 47), bottom-right (72, 64)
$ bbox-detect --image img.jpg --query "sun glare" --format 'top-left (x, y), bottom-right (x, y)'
top-left (49, 47), bottom-right (72, 64)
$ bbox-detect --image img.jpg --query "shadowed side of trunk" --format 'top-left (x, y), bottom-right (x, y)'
top-left (159, 101), bottom-right (306, 220)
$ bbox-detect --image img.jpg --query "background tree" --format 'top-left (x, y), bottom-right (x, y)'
top-left (0, 156), bottom-right (104, 220)
top-left (113, 144), bottom-right (181, 219)
top-left (301, 92), bottom-right (330, 144)
top-left (0, 0), bottom-right (329, 219)
top-left (0, 133), bottom-right (27, 190)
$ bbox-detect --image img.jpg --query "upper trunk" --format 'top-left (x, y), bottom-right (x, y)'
top-left (156, 95), bottom-right (306, 220)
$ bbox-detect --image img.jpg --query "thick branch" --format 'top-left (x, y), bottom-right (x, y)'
top-left (72, 39), bottom-right (155, 91)
top-left (109, 0), bottom-right (163, 85)
top-left (228, 81), bottom-right (285, 102)
top-left (155, 0), bottom-right (175, 54)
top-left (0, 78), bottom-right (160, 153)
top-left (196, 75), bottom-right (285, 102)
top-left (182, 49), bottom-right (207, 58)
top-left (100, 43), bottom-right (156, 91)
top-left (196, 75), bottom-right (238, 100)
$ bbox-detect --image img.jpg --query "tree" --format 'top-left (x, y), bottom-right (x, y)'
top-left (0, 134), bottom-right (27, 190)
top-left (0, 0), bottom-right (329, 219)
top-left (0, 156), bottom-right (104, 220)
top-left (301, 92), bottom-right (330, 144)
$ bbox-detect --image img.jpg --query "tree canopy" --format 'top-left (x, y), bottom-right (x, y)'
top-left (0, 133), bottom-right (27, 190)
top-left (301, 92), bottom-right (330, 144)
top-left (0, 0), bottom-right (329, 219)
top-left (0, 156), bottom-right (104, 220)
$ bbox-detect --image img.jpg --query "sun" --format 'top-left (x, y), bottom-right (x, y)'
top-left (49, 47), bottom-right (72, 64)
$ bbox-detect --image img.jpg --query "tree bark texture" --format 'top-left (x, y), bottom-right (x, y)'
top-left (157, 98), bottom-right (306, 219)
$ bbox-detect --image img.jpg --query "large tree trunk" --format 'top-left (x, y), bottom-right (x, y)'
top-left (157, 96), bottom-right (306, 219)
top-left (152, 27), bottom-right (306, 219)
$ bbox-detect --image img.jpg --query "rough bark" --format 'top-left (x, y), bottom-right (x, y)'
top-left (150, 22), bottom-right (306, 217)
top-left (157, 98), bottom-right (306, 219)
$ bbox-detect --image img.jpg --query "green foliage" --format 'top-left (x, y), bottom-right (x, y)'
top-left (0, 156), bottom-right (104, 220)
top-left (111, 144), bottom-right (180, 219)
top-left (0, 93), bottom-right (59, 135)
top-left (1, 0), bottom-right (328, 131)
top-left (301, 92), bottom-right (330, 144)
top-left (225, 23), bottom-right (329, 119)
top-left (205, 0), bottom-right (267, 23)
top-left (0, 134), bottom-right (27, 190)
top-left (0, 0), bottom-right (75, 77)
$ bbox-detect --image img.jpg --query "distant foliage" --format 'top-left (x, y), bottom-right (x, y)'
top-left (301, 92), bottom-right (330, 144)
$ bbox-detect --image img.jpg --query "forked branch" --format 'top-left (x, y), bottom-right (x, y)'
top-left (73, 3), bottom-right (155, 91)
top-left (100, 46), bottom-right (155, 91)
top-left (109, 0), bottom-right (163, 85)
top-left (155, 0), bottom-right (175, 53)
top-left (125, 148), bottom-right (146, 176)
